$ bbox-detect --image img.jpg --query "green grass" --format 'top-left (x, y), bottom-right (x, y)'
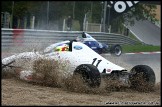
top-left (122, 29), bottom-right (161, 53)
top-left (122, 44), bottom-right (161, 53)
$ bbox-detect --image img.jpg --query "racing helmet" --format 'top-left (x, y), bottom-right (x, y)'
top-left (54, 44), bottom-right (69, 51)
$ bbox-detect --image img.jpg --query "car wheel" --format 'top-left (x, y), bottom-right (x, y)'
top-left (129, 65), bottom-right (156, 91)
top-left (110, 45), bottom-right (122, 56)
top-left (73, 64), bottom-right (101, 88)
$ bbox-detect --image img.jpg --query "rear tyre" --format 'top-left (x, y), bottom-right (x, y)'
top-left (73, 64), bottom-right (101, 88)
top-left (110, 45), bottom-right (122, 56)
top-left (129, 65), bottom-right (156, 91)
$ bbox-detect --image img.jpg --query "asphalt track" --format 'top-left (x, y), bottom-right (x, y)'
top-left (126, 20), bottom-right (161, 46)
top-left (102, 53), bottom-right (161, 83)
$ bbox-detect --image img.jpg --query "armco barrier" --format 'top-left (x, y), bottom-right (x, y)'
top-left (2, 28), bottom-right (140, 52)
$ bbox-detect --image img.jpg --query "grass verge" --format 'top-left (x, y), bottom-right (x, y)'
top-left (122, 44), bottom-right (161, 53)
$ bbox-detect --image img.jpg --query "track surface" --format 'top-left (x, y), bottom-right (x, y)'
top-left (126, 19), bottom-right (160, 46)
top-left (2, 53), bottom-right (161, 106)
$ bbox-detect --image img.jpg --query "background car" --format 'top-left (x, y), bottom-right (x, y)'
top-left (76, 32), bottom-right (122, 56)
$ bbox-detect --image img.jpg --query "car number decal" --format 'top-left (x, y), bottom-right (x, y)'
top-left (92, 58), bottom-right (102, 67)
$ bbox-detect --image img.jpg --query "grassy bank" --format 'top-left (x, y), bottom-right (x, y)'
top-left (122, 44), bottom-right (161, 53)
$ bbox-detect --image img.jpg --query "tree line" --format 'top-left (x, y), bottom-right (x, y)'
top-left (1, 1), bottom-right (158, 33)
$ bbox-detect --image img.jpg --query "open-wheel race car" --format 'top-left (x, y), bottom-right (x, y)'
top-left (2, 40), bottom-right (155, 91)
top-left (76, 32), bottom-right (122, 56)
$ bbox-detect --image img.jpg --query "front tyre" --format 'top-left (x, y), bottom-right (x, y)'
top-left (129, 65), bottom-right (156, 91)
top-left (73, 64), bottom-right (101, 88)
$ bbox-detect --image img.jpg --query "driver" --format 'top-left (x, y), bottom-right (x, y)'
top-left (54, 44), bottom-right (69, 51)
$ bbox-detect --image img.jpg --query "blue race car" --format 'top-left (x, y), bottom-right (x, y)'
top-left (76, 32), bottom-right (122, 56)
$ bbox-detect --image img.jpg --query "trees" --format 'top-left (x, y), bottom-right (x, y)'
top-left (74, 1), bottom-right (92, 31)
top-left (109, 3), bottom-right (158, 33)
top-left (1, 1), bottom-right (158, 31)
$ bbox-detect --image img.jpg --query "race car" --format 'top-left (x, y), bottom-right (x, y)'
top-left (2, 40), bottom-right (155, 91)
top-left (76, 32), bottom-right (122, 56)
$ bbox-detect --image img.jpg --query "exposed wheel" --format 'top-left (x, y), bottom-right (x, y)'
top-left (73, 64), bottom-right (101, 88)
top-left (129, 65), bottom-right (156, 91)
top-left (110, 44), bottom-right (122, 56)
